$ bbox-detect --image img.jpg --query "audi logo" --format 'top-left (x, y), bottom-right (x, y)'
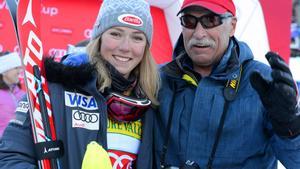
top-left (73, 111), bottom-right (99, 123)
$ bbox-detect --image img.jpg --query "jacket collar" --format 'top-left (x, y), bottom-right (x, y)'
top-left (44, 56), bottom-right (97, 88)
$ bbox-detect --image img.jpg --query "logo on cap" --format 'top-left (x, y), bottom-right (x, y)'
top-left (118, 14), bottom-right (143, 27)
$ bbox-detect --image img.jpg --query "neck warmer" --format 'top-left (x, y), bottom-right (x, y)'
top-left (106, 62), bottom-right (137, 93)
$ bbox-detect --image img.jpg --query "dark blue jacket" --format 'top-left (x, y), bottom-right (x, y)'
top-left (154, 37), bottom-right (300, 169)
top-left (0, 53), bottom-right (154, 169)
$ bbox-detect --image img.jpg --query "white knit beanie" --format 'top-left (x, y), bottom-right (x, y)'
top-left (0, 52), bottom-right (22, 74)
top-left (91, 0), bottom-right (153, 45)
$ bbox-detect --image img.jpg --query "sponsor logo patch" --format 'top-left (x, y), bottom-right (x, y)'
top-left (107, 118), bottom-right (142, 139)
top-left (16, 101), bottom-right (30, 113)
top-left (10, 101), bottom-right (30, 126)
top-left (108, 150), bottom-right (136, 169)
top-left (118, 14), bottom-right (143, 27)
top-left (65, 91), bottom-right (98, 110)
top-left (72, 110), bottom-right (99, 130)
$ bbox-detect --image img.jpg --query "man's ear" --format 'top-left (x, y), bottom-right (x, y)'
top-left (230, 17), bottom-right (237, 37)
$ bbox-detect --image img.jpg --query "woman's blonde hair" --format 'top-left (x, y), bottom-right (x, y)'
top-left (86, 37), bottom-right (160, 105)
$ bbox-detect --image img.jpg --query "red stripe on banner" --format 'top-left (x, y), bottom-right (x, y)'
top-left (260, 0), bottom-right (293, 63)
top-left (0, 0), bottom-right (18, 52)
top-left (150, 7), bottom-right (173, 64)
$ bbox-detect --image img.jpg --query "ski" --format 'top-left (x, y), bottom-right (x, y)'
top-left (6, 0), bottom-right (61, 169)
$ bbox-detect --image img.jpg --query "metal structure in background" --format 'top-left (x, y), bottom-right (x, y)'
top-left (291, 0), bottom-right (300, 57)
top-left (293, 0), bottom-right (300, 25)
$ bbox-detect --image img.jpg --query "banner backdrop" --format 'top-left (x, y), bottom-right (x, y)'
top-left (39, 0), bottom-right (99, 58)
top-left (0, 0), bottom-right (292, 63)
top-left (0, 0), bottom-right (173, 63)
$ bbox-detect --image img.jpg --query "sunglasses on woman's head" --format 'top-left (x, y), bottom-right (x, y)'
top-left (180, 13), bottom-right (233, 29)
top-left (106, 92), bottom-right (151, 122)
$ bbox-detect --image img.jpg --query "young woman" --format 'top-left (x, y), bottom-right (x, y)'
top-left (0, 0), bottom-right (159, 168)
top-left (0, 52), bottom-right (24, 137)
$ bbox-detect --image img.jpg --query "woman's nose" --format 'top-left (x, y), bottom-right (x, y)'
top-left (118, 37), bottom-right (130, 52)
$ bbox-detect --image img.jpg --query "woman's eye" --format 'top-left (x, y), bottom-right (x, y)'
top-left (133, 36), bottom-right (144, 41)
top-left (110, 32), bottom-right (121, 37)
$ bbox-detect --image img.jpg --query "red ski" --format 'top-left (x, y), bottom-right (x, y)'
top-left (6, 0), bottom-right (62, 169)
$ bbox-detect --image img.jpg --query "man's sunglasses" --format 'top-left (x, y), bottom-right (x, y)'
top-left (106, 92), bottom-right (151, 122)
top-left (179, 13), bottom-right (233, 29)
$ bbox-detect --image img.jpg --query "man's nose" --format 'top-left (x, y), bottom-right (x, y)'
top-left (193, 22), bottom-right (207, 38)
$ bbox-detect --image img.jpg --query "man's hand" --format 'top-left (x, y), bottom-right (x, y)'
top-left (250, 52), bottom-right (300, 138)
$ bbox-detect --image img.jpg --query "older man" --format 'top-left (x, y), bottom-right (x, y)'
top-left (154, 0), bottom-right (300, 168)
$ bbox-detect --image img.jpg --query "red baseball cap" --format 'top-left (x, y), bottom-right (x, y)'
top-left (178, 0), bottom-right (236, 16)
